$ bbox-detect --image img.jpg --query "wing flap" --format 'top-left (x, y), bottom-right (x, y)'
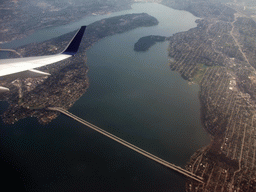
top-left (0, 54), bottom-right (71, 77)
top-left (28, 69), bottom-right (51, 76)
top-left (0, 86), bottom-right (10, 93)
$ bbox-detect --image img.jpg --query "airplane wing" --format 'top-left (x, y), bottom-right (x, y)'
top-left (0, 26), bottom-right (86, 93)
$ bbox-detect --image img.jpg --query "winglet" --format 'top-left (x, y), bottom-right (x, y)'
top-left (62, 26), bottom-right (86, 55)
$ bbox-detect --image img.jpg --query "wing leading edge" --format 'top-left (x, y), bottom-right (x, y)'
top-left (0, 26), bottom-right (86, 93)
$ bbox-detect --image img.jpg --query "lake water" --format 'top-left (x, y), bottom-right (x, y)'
top-left (0, 3), bottom-right (210, 192)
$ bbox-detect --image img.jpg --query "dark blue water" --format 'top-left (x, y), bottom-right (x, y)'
top-left (0, 3), bottom-right (209, 192)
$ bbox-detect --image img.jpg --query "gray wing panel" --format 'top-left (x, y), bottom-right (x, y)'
top-left (0, 54), bottom-right (71, 77)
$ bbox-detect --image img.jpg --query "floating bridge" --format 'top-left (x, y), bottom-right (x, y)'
top-left (47, 107), bottom-right (204, 183)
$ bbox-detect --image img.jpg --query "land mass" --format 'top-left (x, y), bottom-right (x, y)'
top-left (0, 13), bottom-right (158, 124)
top-left (2, 0), bottom-right (256, 191)
top-left (0, 0), bottom-right (134, 43)
top-left (134, 35), bottom-right (166, 52)
top-left (160, 0), bottom-right (256, 191)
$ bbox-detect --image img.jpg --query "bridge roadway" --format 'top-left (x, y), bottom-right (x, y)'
top-left (47, 107), bottom-right (204, 183)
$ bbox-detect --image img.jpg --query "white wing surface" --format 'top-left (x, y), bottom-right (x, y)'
top-left (0, 26), bottom-right (86, 92)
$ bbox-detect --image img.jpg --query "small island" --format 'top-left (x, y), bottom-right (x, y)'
top-left (134, 35), bottom-right (166, 52)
